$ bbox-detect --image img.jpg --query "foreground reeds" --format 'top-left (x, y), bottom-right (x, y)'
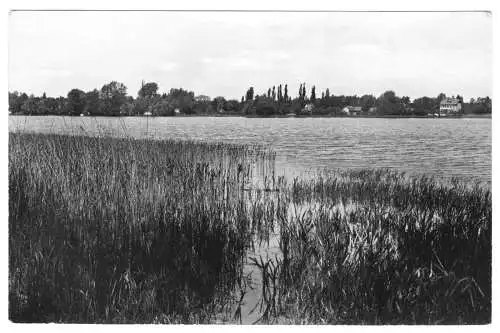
top-left (258, 170), bottom-right (491, 324)
top-left (9, 132), bottom-right (276, 323)
top-left (9, 133), bottom-right (491, 324)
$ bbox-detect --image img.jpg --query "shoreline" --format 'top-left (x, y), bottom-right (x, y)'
top-left (8, 113), bottom-right (492, 119)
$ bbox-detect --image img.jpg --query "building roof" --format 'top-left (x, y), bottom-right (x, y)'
top-left (344, 106), bottom-right (363, 111)
top-left (440, 98), bottom-right (460, 105)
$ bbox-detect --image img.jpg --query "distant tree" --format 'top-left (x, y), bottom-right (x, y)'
top-left (413, 96), bottom-right (435, 115)
top-left (194, 95), bottom-right (212, 113)
top-left (84, 89), bottom-right (102, 115)
top-left (469, 103), bottom-right (488, 114)
top-left (21, 95), bottom-right (39, 115)
top-left (100, 81), bottom-right (127, 116)
top-left (284, 84), bottom-right (289, 102)
top-left (401, 96), bottom-right (411, 105)
top-left (481, 96), bottom-right (492, 113)
top-left (38, 98), bottom-right (52, 115)
top-left (212, 96), bottom-right (226, 112)
top-left (224, 99), bottom-right (240, 112)
top-left (138, 81), bottom-right (159, 99)
top-left (8, 91), bottom-right (27, 114)
top-left (152, 99), bottom-right (175, 116)
top-left (267, 88), bottom-right (271, 98)
top-left (166, 88), bottom-right (195, 113)
top-left (437, 93), bottom-right (447, 103)
top-left (44, 97), bottom-right (59, 114)
top-left (195, 95), bottom-right (211, 103)
top-left (42, 92), bottom-right (47, 99)
top-left (255, 97), bottom-right (277, 116)
top-left (131, 98), bottom-right (148, 116)
top-left (376, 91), bottom-right (403, 115)
top-left (246, 87), bottom-right (254, 101)
top-left (310, 86), bottom-right (316, 103)
top-left (272, 86), bottom-right (276, 101)
top-left (360, 94), bottom-right (377, 112)
top-left (67, 89), bottom-right (87, 116)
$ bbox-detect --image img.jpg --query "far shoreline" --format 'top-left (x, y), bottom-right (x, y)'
top-left (8, 113), bottom-right (492, 119)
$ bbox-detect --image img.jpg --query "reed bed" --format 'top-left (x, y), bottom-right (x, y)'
top-left (253, 170), bottom-right (491, 324)
top-left (9, 133), bottom-right (491, 324)
top-left (8, 132), bottom-right (275, 323)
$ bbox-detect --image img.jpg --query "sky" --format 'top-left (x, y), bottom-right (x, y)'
top-left (8, 11), bottom-right (492, 101)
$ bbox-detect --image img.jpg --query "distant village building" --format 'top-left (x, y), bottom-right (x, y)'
top-left (368, 107), bottom-right (377, 114)
top-left (174, 108), bottom-right (181, 114)
top-left (439, 97), bottom-right (462, 113)
top-left (144, 111), bottom-right (152, 116)
top-left (342, 106), bottom-right (362, 116)
top-left (303, 103), bottom-right (314, 114)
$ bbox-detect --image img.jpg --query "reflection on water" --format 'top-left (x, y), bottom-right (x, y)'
top-left (9, 116), bottom-right (491, 184)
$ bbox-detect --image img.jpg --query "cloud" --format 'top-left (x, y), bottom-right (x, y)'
top-left (200, 57), bottom-right (214, 64)
top-left (228, 57), bottom-right (259, 71)
top-left (8, 11), bottom-right (492, 100)
top-left (159, 62), bottom-right (178, 72)
top-left (38, 68), bottom-right (72, 77)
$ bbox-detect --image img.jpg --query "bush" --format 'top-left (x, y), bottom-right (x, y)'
top-left (255, 98), bottom-right (277, 116)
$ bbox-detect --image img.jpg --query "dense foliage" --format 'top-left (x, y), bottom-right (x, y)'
top-left (8, 81), bottom-right (492, 117)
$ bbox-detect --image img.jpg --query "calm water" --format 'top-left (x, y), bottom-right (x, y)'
top-left (9, 115), bottom-right (491, 184)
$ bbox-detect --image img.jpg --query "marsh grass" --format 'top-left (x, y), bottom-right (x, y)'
top-left (254, 170), bottom-right (491, 324)
top-left (8, 132), bottom-right (275, 323)
top-left (9, 133), bottom-right (491, 324)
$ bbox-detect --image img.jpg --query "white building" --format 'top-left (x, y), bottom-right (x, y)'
top-left (439, 98), bottom-right (462, 113)
top-left (303, 103), bottom-right (314, 114)
top-left (342, 106), bottom-right (362, 116)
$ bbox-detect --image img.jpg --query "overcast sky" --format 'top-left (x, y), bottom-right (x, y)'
top-left (9, 11), bottom-right (492, 101)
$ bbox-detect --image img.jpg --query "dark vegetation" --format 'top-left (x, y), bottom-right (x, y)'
top-left (9, 133), bottom-right (491, 324)
top-left (259, 171), bottom-right (491, 324)
top-left (9, 132), bottom-right (276, 323)
top-left (8, 81), bottom-right (492, 117)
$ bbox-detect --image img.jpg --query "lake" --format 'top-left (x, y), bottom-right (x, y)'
top-left (9, 115), bottom-right (492, 184)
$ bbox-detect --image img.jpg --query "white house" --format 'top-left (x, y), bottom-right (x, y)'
top-left (342, 106), bottom-right (362, 116)
top-left (303, 103), bottom-right (314, 114)
top-left (144, 111), bottom-right (152, 116)
top-left (439, 97), bottom-right (462, 113)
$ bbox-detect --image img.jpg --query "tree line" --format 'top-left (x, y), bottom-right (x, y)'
top-left (8, 80), bottom-right (492, 117)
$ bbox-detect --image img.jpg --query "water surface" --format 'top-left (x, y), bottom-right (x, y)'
top-left (9, 116), bottom-right (491, 184)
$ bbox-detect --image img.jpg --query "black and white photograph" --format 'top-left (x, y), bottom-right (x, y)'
top-left (4, 1), bottom-right (495, 326)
